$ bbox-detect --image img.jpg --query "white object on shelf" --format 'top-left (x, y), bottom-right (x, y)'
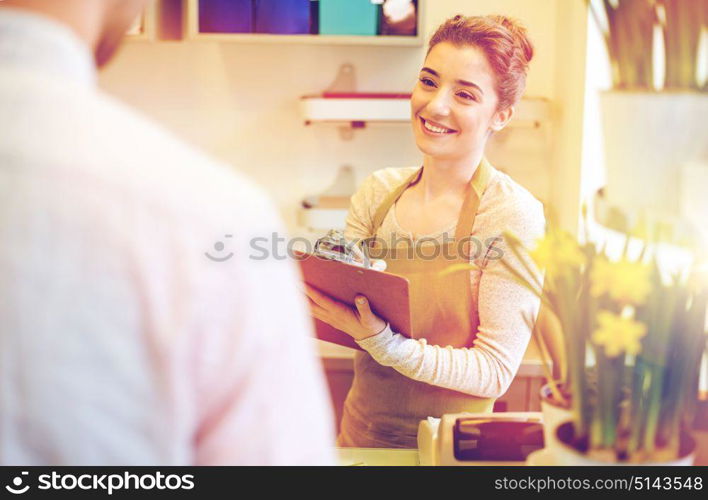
top-left (300, 96), bottom-right (411, 124)
top-left (298, 208), bottom-right (348, 231)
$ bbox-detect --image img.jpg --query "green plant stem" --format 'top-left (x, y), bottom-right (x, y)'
top-left (591, 347), bottom-right (626, 451)
top-left (556, 270), bottom-right (589, 438)
top-left (642, 362), bottom-right (665, 454)
top-left (658, 290), bottom-right (708, 447)
top-left (637, 266), bottom-right (680, 454)
top-left (628, 357), bottom-right (648, 455)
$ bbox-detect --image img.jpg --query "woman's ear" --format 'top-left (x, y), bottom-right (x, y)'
top-left (490, 106), bottom-right (515, 132)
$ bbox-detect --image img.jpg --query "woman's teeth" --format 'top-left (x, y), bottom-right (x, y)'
top-left (423, 119), bottom-right (455, 134)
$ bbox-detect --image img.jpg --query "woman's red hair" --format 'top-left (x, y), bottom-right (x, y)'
top-left (428, 15), bottom-right (534, 110)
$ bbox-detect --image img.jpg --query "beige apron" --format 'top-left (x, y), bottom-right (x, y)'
top-left (338, 159), bottom-right (496, 449)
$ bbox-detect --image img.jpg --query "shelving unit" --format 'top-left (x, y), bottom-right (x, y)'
top-left (300, 94), bottom-right (411, 126)
top-left (183, 0), bottom-right (424, 46)
top-left (300, 95), bottom-right (552, 129)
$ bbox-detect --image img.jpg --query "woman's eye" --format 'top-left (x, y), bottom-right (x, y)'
top-left (419, 77), bottom-right (436, 87)
top-left (457, 92), bottom-right (476, 101)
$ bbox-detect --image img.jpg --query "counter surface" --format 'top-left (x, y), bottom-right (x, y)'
top-left (337, 447), bottom-right (419, 466)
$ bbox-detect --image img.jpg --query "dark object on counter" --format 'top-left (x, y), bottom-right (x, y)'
top-left (454, 418), bottom-right (544, 462)
top-left (198, 0), bottom-right (253, 34)
top-left (255, 0), bottom-right (311, 34)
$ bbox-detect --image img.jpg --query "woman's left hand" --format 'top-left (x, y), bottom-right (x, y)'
top-left (304, 284), bottom-right (387, 341)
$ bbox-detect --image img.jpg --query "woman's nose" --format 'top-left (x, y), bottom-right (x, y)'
top-left (426, 90), bottom-right (451, 117)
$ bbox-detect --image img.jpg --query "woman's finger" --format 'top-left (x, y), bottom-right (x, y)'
top-left (354, 295), bottom-right (386, 336)
top-left (303, 283), bottom-right (331, 308)
top-left (354, 295), bottom-right (373, 320)
top-left (304, 294), bottom-right (327, 315)
top-left (305, 296), bottom-right (325, 315)
top-left (304, 284), bottom-right (349, 319)
top-left (305, 295), bottom-right (331, 312)
top-left (310, 305), bottom-right (332, 325)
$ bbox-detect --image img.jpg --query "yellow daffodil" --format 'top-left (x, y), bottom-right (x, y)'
top-left (529, 231), bottom-right (585, 278)
top-left (592, 310), bottom-right (647, 358)
top-left (590, 257), bottom-right (652, 305)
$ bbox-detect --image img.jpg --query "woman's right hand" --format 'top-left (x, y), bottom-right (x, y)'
top-left (304, 284), bottom-right (388, 341)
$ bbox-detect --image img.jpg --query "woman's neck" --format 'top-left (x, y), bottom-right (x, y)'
top-left (418, 149), bottom-right (485, 201)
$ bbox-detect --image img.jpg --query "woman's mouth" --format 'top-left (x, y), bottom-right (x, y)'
top-left (420, 117), bottom-right (457, 135)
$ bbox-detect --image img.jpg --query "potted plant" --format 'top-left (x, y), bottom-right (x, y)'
top-left (500, 224), bottom-right (707, 464)
top-left (587, 0), bottom-right (708, 231)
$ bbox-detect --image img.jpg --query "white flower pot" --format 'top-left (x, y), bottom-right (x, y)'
top-left (599, 91), bottom-right (708, 222)
top-left (552, 420), bottom-right (696, 466)
top-left (539, 384), bottom-right (572, 452)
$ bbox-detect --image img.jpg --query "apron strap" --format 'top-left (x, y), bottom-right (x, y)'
top-left (370, 159), bottom-right (495, 239)
top-left (454, 157), bottom-right (493, 240)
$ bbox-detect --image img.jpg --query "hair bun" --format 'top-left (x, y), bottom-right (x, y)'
top-left (496, 16), bottom-right (534, 64)
top-left (427, 14), bottom-right (535, 109)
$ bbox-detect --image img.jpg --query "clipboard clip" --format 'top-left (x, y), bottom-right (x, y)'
top-left (314, 230), bottom-right (386, 271)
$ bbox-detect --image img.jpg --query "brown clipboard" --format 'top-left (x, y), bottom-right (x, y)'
top-left (295, 251), bottom-right (411, 350)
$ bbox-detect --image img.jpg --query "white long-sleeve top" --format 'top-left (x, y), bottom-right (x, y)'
top-left (0, 8), bottom-right (335, 465)
top-left (345, 167), bottom-right (545, 399)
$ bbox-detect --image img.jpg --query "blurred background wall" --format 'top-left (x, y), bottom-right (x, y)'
top-left (99, 0), bottom-right (588, 234)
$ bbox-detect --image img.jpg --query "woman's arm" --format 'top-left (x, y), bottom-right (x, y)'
top-left (355, 196), bottom-right (545, 399)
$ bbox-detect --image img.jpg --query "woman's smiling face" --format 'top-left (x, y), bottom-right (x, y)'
top-left (411, 42), bottom-right (509, 162)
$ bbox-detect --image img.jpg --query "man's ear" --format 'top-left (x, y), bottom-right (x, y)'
top-left (490, 106), bottom-right (515, 132)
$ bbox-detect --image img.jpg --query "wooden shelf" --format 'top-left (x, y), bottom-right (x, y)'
top-left (301, 95), bottom-right (411, 123)
top-left (184, 33), bottom-right (423, 46)
top-left (300, 95), bottom-right (553, 129)
top-left (183, 0), bottom-right (423, 46)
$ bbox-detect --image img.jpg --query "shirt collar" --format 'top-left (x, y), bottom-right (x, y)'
top-left (0, 7), bottom-right (97, 87)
